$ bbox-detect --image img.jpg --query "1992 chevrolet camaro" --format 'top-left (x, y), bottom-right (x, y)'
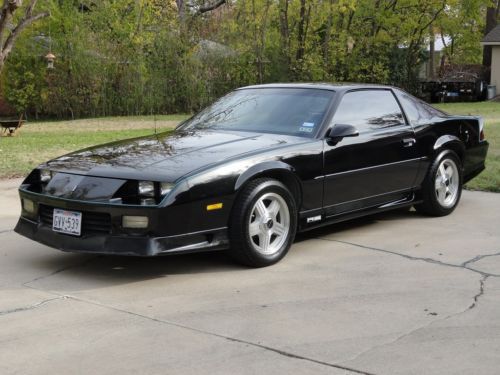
top-left (15, 83), bottom-right (489, 267)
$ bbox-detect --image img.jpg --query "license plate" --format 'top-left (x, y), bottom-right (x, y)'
top-left (53, 209), bottom-right (82, 236)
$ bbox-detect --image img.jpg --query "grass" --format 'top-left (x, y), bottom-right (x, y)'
top-left (435, 102), bottom-right (499, 192)
top-left (0, 115), bottom-right (188, 178)
top-left (0, 104), bottom-right (498, 192)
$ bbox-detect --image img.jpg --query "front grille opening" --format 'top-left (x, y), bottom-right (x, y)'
top-left (39, 205), bottom-right (112, 234)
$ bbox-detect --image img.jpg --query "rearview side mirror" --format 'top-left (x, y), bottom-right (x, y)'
top-left (326, 124), bottom-right (359, 145)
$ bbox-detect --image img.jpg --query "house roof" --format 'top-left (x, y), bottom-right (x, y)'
top-left (482, 25), bottom-right (500, 45)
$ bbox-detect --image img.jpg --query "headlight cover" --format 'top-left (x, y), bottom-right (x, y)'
top-left (40, 169), bottom-right (52, 183)
top-left (115, 180), bottom-right (175, 205)
top-left (138, 181), bottom-right (155, 197)
top-left (160, 182), bottom-right (174, 196)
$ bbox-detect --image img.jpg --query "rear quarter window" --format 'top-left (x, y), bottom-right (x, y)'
top-left (394, 88), bottom-right (447, 125)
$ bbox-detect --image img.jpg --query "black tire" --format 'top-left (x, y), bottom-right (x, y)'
top-left (228, 178), bottom-right (297, 267)
top-left (414, 150), bottom-right (463, 216)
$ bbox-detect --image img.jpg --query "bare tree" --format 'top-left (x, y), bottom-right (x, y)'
top-left (0, 0), bottom-right (49, 72)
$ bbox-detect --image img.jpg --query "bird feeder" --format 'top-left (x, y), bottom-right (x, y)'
top-left (45, 53), bottom-right (56, 69)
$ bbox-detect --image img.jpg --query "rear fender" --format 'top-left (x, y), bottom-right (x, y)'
top-left (433, 135), bottom-right (465, 162)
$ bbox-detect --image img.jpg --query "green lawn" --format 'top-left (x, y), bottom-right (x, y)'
top-left (0, 105), bottom-right (498, 192)
top-left (0, 115), bottom-right (188, 178)
top-left (435, 102), bottom-right (499, 192)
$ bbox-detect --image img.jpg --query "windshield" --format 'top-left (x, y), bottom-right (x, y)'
top-left (178, 88), bottom-right (334, 137)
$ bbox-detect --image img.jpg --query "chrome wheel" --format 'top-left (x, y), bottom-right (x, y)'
top-left (248, 192), bottom-right (290, 256)
top-left (434, 158), bottom-right (459, 208)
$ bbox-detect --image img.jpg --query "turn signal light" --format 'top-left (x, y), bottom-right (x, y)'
top-left (207, 203), bottom-right (223, 211)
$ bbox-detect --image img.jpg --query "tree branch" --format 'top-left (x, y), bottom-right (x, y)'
top-left (25, 0), bottom-right (40, 18)
top-left (1, 0), bottom-right (40, 52)
top-left (197, 0), bottom-right (226, 14)
top-left (7, 0), bottom-right (23, 13)
top-left (2, 11), bottom-right (49, 57)
top-left (0, 1), bottom-right (17, 45)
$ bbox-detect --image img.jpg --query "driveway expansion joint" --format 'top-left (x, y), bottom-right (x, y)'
top-left (339, 275), bottom-right (489, 367)
top-left (22, 255), bottom-right (101, 287)
top-left (21, 288), bottom-right (376, 375)
top-left (316, 237), bottom-right (493, 310)
top-left (10, 230), bottom-right (494, 374)
top-left (317, 237), bottom-right (500, 278)
top-left (0, 296), bottom-right (67, 316)
top-left (461, 251), bottom-right (500, 268)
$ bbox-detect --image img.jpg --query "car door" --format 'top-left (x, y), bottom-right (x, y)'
top-left (322, 89), bottom-right (420, 216)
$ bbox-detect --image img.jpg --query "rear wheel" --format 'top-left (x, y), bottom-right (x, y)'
top-left (229, 178), bottom-right (297, 267)
top-left (415, 150), bottom-right (462, 216)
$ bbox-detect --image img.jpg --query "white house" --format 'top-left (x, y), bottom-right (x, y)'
top-left (481, 24), bottom-right (500, 91)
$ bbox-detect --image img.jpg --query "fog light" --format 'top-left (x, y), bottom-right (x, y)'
top-left (138, 181), bottom-right (155, 197)
top-left (122, 216), bottom-right (149, 229)
top-left (22, 199), bottom-right (36, 214)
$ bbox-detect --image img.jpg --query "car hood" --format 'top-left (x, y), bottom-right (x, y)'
top-left (43, 129), bottom-right (310, 181)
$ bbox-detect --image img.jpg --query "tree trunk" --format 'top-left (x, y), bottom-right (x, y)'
top-left (429, 25), bottom-right (435, 79)
top-left (296, 0), bottom-right (307, 63)
top-left (278, 0), bottom-right (290, 68)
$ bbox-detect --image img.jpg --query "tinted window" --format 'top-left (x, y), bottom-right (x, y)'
top-left (332, 90), bottom-right (405, 132)
top-left (178, 88), bottom-right (334, 137)
top-left (394, 88), bottom-right (447, 125)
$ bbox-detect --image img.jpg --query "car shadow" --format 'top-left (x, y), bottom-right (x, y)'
top-left (22, 250), bottom-right (245, 292)
top-left (22, 208), bottom-right (420, 292)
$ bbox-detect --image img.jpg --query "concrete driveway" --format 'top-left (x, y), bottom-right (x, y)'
top-left (1, 178), bottom-right (499, 375)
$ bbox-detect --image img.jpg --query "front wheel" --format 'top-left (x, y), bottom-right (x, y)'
top-left (415, 150), bottom-right (462, 216)
top-left (229, 178), bottom-right (297, 267)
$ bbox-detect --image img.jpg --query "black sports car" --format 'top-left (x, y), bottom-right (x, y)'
top-left (15, 84), bottom-right (489, 267)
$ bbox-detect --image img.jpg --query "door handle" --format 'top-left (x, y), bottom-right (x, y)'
top-left (402, 138), bottom-right (416, 147)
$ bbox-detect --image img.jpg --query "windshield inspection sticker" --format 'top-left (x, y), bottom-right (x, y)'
top-left (299, 122), bottom-right (315, 133)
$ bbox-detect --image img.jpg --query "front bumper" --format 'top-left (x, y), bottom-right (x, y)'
top-left (15, 217), bottom-right (228, 256)
top-left (15, 189), bottom-right (229, 257)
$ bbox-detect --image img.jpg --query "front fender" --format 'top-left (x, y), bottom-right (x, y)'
top-left (234, 161), bottom-right (295, 190)
top-left (162, 160), bottom-right (295, 207)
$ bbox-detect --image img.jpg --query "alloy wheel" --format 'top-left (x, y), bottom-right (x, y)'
top-left (248, 192), bottom-right (290, 255)
top-left (434, 158), bottom-right (459, 208)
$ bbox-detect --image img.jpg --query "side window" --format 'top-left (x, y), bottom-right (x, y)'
top-left (332, 90), bottom-right (405, 133)
top-left (394, 88), bottom-right (445, 125)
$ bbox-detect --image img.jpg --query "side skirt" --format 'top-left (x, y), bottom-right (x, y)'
top-left (298, 193), bottom-right (421, 233)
